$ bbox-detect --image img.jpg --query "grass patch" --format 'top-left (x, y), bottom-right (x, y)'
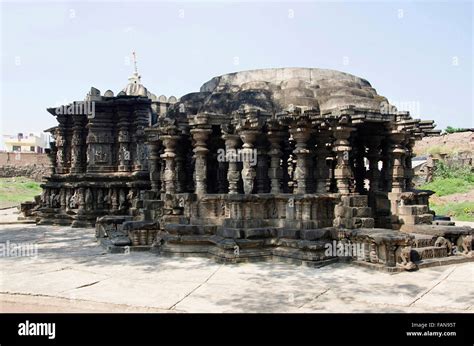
top-left (0, 177), bottom-right (42, 204)
top-left (419, 162), bottom-right (474, 196)
top-left (430, 201), bottom-right (474, 222)
top-left (420, 178), bottom-right (474, 196)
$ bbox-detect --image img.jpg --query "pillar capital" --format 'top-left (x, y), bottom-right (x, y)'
top-left (239, 130), bottom-right (259, 147)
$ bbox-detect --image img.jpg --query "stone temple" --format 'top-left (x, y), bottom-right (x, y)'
top-left (32, 67), bottom-right (474, 271)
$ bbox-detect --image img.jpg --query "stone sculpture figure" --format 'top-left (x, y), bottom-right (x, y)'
top-left (434, 236), bottom-right (453, 256)
top-left (69, 190), bottom-right (78, 209)
top-left (369, 242), bottom-right (378, 263)
top-left (85, 188), bottom-right (93, 211)
top-left (49, 191), bottom-right (56, 208)
top-left (119, 189), bottom-right (127, 210)
top-left (127, 189), bottom-right (135, 206)
top-left (97, 189), bottom-right (104, 209)
top-left (457, 235), bottom-right (473, 257)
top-left (397, 245), bottom-right (417, 271)
top-left (103, 190), bottom-right (111, 209)
top-left (242, 167), bottom-right (256, 194)
top-left (41, 190), bottom-right (49, 207)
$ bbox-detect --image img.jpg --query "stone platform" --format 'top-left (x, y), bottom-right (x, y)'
top-left (1, 223), bottom-right (473, 313)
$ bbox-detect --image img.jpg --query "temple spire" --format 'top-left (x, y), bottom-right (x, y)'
top-left (132, 51), bottom-right (139, 75)
top-left (126, 51), bottom-right (141, 86)
top-left (121, 51), bottom-right (147, 96)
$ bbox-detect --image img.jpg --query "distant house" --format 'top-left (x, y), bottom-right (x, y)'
top-left (3, 132), bottom-right (50, 153)
top-left (412, 156), bottom-right (429, 187)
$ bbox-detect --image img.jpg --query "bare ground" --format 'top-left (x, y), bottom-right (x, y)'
top-left (430, 189), bottom-right (474, 205)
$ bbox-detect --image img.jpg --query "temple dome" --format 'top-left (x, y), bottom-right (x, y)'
top-left (122, 71), bottom-right (148, 97)
top-left (175, 68), bottom-right (389, 115)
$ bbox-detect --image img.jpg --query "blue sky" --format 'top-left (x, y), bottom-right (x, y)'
top-left (1, 1), bottom-right (472, 141)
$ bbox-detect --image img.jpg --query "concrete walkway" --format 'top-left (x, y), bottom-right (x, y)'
top-left (0, 223), bottom-right (472, 313)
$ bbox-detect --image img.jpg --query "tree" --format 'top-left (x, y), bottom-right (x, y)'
top-left (444, 126), bottom-right (467, 134)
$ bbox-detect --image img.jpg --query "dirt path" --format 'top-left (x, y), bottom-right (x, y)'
top-left (430, 189), bottom-right (474, 205)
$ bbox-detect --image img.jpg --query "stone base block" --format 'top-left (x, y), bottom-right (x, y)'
top-left (412, 246), bottom-right (449, 261)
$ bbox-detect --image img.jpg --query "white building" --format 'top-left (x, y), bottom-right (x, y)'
top-left (2, 132), bottom-right (50, 153)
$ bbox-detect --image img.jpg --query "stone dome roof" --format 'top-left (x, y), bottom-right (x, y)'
top-left (122, 72), bottom-right (148, 97)
top-left (176, 68), bottom-right (388, 115)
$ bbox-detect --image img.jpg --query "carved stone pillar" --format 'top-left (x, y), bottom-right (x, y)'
top-left (191, 128), bottom-right (211, 196)
top-left (239, 130), bottom-right (259, 194)
top-left (366, 136), bottom-right (382, 193)
top-left (267, 130), bottom-right (284, 194)
top-left (386, 244), bottom-right (397, 267)
top-left (353, 142), bottom-right (366, 193)
top-left (291, 127), bottom-right (311, 194)
top-left (55, 117), bottom-right (67, 174)
top-left (404, 137), bottom-right (416, 191)
top-left (389, 131), bottom-right (406, 193)
top-left (379, 142), bottom-right (391, 191)
top-left (315, 130), bottom-right (331, 193)
top-left (281, 138), bottom-right (292, 193)
top-left (132, 106), bottom-right (149, 172)
top-left (217, 160), bottom-right (228, 194)
top-left (175, 140), bottom-right (187, 193)
top-left (147, 140), bottom-right (161, 192)
top-left (333, 125), bottom-right (354, 195)
top-left (110, 188), bottom-right (118, 212)
top-left (86, 109), bottom-right (114, 173)
top-left (46, 140), bottom-right (57, 175)
top-left (306, 141), bottom-right (316, 194)
top-left (160, 135), bottom-right (179, 195)
top-left (222, 133), bottom-right (241, 194)
top-left (160, 148), bottom-right (166, 194)
top-left (70, 115), bottom-right (85, 173)
top-left (60, 188), bottom-right (67, 210)
top-left (255, 142), bottom-right (269, 193)
top-left (77, 187), bottom-right (86, 214)
top-left (117, 108), bottom-right (131, 172)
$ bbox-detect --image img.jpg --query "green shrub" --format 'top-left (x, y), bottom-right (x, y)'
top-left (433, 161), bottom-right (474, 181)
top-left (420, 162), bottom-right (474, 196)
top-left (444, 126), bottom-right (467, 134)
top-left (421, 178), bottom-right (474, 196)
top-left (430, 201), bottom-right (474, 222)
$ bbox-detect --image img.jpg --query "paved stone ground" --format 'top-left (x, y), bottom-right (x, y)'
top-left (0, 223), bottom-right (472, 313)
top-left (0, 207), bottom-right (21, 223)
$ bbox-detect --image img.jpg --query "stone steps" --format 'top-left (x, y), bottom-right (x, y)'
top-left (217, 227), bottom-right (278, 239)
top-left (412, 233), bottom-right (436, 248)
top-left (398, 204), bottom-right (434, 227)
top-left (400, 213), bottom-right (434, 225)
top-left (411, 246), bottom-right (448, 261)
top-left (411, 232), bottom-right (459, 264)
top-left (398, 204), bottom-right (430, 215)
top-left (165, 223), bottom-right (217, 236)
